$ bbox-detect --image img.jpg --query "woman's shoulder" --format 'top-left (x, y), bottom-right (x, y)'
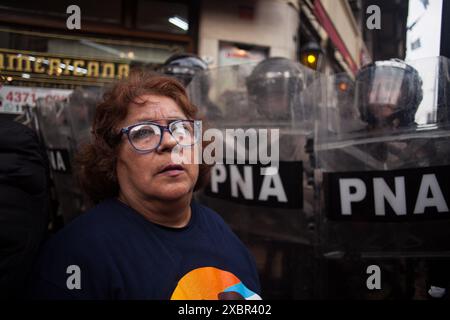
top-left (192, 201), bottom-right (227, 225)
top-left (30, 199), bottom-right (132, 298)
top-left (191, 201), bottom-right (240, 238)
top-left (191, 201), bottom-right (256, 264)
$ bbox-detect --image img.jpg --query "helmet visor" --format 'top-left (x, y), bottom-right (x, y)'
top-left (355, 63), bottom-right (418, 126)
top-left (357, 66), bottom-right (407, 108)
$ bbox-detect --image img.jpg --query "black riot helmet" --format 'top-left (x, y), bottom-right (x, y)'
top-left (355, 59), bottom-right (423, 127)
top-left (158, 53), bottom-right (208, 87)
top-left (246, 57), bottom-right (306, 120)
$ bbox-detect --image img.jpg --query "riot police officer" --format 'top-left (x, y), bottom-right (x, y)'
top-left (246, 57), bottom-right (310, 123)
top-left (160, 53), bottom-right (222, 119)
top-left (315, 57), bottom-right (450, 299)
top-left (190, 56), bottom-right (318, 298)
top-left (355, 59), bottom-right (432, 168)
top-left (356, 59), bottom-right (423, 130)
top-left (35, 87), bottom-right (101, 225)
top-left (158, 53), bottom-right (208, 87)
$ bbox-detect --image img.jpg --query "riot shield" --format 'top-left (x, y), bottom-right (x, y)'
top-left (65, 87), bottom-right (101, 149)
top-left (35, 87), bottom-right (100, 225)
top-left (315, 56), bottom-right (450, 299)
top-left (188, 58), bottom-right (319, 299)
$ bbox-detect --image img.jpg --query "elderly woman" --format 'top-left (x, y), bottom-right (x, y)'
top-left (29, 71), bottom-right (261, 300)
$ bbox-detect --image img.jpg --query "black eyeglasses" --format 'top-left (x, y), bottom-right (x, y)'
top-left (119, 119), bottom-right (201, 153)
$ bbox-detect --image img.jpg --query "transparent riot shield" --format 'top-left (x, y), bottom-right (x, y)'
top-left (188, 58), bottom-right (319, 299)
top-left (65, 87), bottom-right (101, 149)
top-left (35, 87), bottom-right (100, 225)
top-left (315, 56), bottom-right (450, 299)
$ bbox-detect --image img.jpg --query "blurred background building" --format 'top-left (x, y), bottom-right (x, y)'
top-left (0, 0), bottom-right (447, 102)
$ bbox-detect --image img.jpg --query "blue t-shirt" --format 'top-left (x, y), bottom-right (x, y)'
top-left (29, 199), bottom-right (261, 300)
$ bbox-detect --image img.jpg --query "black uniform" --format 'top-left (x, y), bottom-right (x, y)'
top-left (0, 119), bottom-right (49, 299)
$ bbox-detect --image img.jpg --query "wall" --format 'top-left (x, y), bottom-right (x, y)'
top-left (198, 0), bottom-right (299, 67)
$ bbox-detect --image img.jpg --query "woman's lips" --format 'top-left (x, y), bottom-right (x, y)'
top-left (158, 164), bottom-right (185, 177)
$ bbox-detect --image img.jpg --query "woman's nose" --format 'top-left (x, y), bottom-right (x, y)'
top-left (157, 129), bottom-right (178, 153)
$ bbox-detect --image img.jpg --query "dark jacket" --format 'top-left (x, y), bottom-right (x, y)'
top-left (0, 119), bottom-right (49, 299)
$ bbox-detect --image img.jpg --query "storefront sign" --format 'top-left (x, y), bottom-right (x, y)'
top-left (0, 85), bottom-right (72, 114)
top-left (0, 48), bottom-right (130, 85)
